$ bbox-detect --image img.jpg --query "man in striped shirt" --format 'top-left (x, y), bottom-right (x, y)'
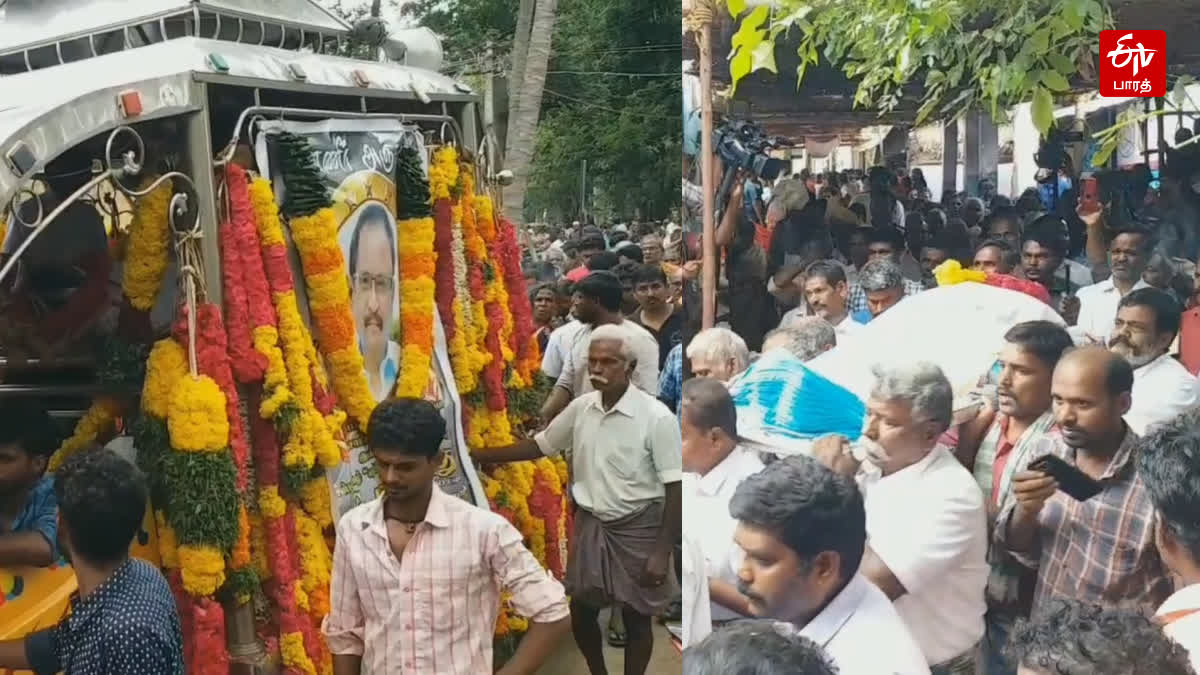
top-left (324, 398), bottom-right (570, 675)
top-left (995, 347), bottom-right (1171, 618)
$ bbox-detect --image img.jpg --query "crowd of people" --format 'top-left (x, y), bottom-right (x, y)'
top-left (675, 159), bottom-right (1200, 675)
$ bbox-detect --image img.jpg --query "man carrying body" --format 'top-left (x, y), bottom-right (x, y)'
top-left (850, 258), bottom-right (914, 319)
top-left (348, 204), bottom-right (400, 401)
top-left (1109, 288), bottom-right (1199, 435)
top-left (996, 347), bottom-right (1171, 618)
top-left (0, 404), bottom-right (58, 567)
top-left (761, 320), bottom-right (836, 362)
top-left (973, 240), bottom-right (1018, 276)
top-left (812, 362), bottom-right (988, 674)
top-left (477, 326), bottom-right (682, 675)
top-left (680, 378), bottom-right (764, 630)
top-left (325, 398), bottom-right (569, 675)
top-left (728, 455), bottom-right (929, 674)
top-left (845, 229), bottom-right (926, 314)
top-left (954, 321), bottom-right (1074, 675)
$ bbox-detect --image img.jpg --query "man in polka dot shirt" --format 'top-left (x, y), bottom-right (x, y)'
top-left (0, 448), bottom-right (184, 674)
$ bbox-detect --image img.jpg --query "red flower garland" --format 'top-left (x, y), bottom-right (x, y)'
top-left (192, 597), bottom-right (230, 675)
top-left (219, 176), bottom-right (267, 383)
top-left (433, 199), bottom-right (457, 339)
top-left (482, 289), bottom-right (508, 411)
top-left (175, 303), bottom-right (251, 493)
top-left (227, 166), bottom-right (279, 335)
top-left (527, 470), bottom-right (565, 579)
top-left (495, 216), bottom-right (537, 372)
top-left (246, 388), bottom-right (311, 675)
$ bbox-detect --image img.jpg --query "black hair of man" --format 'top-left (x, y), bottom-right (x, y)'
top-left (729, 455), bottom-right (866, 580)
top-left (347, 204), bottom-right (397, 279)
top-left (55, 448), bottom-right (148, 565)
top-left (609, 231), bottom-right (630, 246)
top-left (864, 226), bottom-right (905, 252)
top-left (681, 377), bottom-right (737, 439)
top-left (617, 243), bottom-right (644, 264)
top-left (802, 260), bottom-right (847, 287)
top-left (1005, 599), bottom-right (1193, 675)
top-left (984, 206), bottom-right (1022, 230)
top-left (579, 234), bottom-right (607, 253)
top-left (921, 232), bottom-right (957, 254)
top-left (1004, 321), bottom-right (1074, 371)
top-left (848, 202), bottom-right (867, 221)
top-left (1063, 346), bottom-right (1134, 396)
top-left (367, 397), bottom-right (446, 459)
top-left (574, 271), bottom-right (624, 312)
top-left (1118, 287), bottom-right (1183, 340)
top-left (1021, 215), bottom-right (1069, 259)
top-left (586, 250), bottom-right (620, 272)
top-left (683, 620), bottom-right (838, 675)
top-left (0, 402), bottom-right (57, 460)
top-left (1137, 408), bottom-right (1200, 564)
top-left (976, 238), bottom-right (1015, 257)
top-left (633, 263), bottom-right (668, 286)
top-left (1108, 224), bottom-right (1156, 253)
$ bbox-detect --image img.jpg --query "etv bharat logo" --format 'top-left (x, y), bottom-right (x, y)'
top-left (1099, 30), bottom-right (1166, 97)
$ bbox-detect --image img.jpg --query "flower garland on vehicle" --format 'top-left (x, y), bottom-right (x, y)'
top-left (226, 164), bottom-right (293, 420)
top-left (390, 146), bottom-right (437, 399)
top-left (431, 146), bottom-right (481, 398)
top-left (277, 132), bottom-right (373, 434)
top-left (247, 389), bottom-right (320, 675)
top-left (495, 215), bottom-right (541, 386)
top-left (47, 397), bottom-right (121, 472)
top-left (174, 303), bottom-right (255, 598)
top-left (249, 177), bottom-right (342, 476)
top-left (121, 177), bottom-right (173, 312)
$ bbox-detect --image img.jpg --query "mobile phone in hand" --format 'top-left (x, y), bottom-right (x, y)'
top-left (1028, 454), bottom-right (1102, 501)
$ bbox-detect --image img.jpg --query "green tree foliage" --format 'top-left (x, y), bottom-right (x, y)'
top-left (729, 0), bottom-right (1113, 137)
top-left (408, 0), bottom-right (680, 222)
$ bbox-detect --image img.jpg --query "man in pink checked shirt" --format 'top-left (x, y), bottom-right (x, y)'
top-left (323, 398), bottom-right (570, 675)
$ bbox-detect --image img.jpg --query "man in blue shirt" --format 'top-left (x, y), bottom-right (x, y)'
top-left (0, 404), bottom-right (58, 567)
top-left (0, 448), bottom-right (184, 675)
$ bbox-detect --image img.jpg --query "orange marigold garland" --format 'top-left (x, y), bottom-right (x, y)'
top-left (391, 146), bottom-right (438, 399)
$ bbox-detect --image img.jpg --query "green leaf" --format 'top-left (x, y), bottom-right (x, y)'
top-left (1032, 86), bottom-right (1055, 137)
top-left (729, 48), bottom-right (753, 95)
top-left (1042, 70), bottom-right (1071, 91)
top-left (1030, 28), bottom-right (1049, 54)
top-left (1047, 51), bottom-right (1075, 74)
top-left (1092, 137), bottom-right (1116, 167)
top-left (1050, 17), bottom-right (1073, 40)
top-left (1062, 5), bottom-right (1083, 31)
top-left (751, 41), bottom-right (777, 74)
top-left (726, 0), bottom-right (746, 17)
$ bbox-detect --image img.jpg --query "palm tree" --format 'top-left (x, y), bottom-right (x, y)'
top-left (505, 0), bottom-right (535, 153)
top-left (502, 0), bottom-right (557, 222)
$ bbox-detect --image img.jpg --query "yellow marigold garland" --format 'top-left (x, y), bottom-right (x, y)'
top-left (395, 218), bottom-right (437, 398)
top-left (293, 507), bottom-right (332, 618)
top-left (48, 397), bottom-right (121, 472)
top-left (166, 376), bottom-right (229, 453)
top-left (121, 177), bottom-right (173, 311)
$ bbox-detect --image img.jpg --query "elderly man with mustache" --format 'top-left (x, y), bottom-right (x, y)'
top-left (474, 325), bottom-right (682, 675)
top-left (812, 362), bottom-right (988, 675)
top-left (1109, 287), bottom-right (1200, 435)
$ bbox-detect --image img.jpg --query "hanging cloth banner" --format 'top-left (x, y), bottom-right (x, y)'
top-left (254, 118), bottom-right (486, 518)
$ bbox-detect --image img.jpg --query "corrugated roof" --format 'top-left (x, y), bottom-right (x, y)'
top-left (0, 0), bottom-right (349, 54)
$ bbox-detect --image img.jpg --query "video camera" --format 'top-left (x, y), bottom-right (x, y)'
top-left (712, 119), bottom-right (789, 213)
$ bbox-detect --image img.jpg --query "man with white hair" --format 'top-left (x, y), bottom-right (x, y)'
top-left (812, 362), bottom-right (988, 675)
top-left (762, 318), bottom-right (836, 362)
top-left (686, 327), bottom-right (750, 381)
top-left (476, 325), bottom-right (682, 675)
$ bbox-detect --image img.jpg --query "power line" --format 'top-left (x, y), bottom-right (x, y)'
top-left (546, 70), bottom-right (678, 77)
top-left (541, 87), bottom-right (678, 120)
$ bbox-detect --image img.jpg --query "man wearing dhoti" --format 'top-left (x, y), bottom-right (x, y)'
top-left (475, 324), bottom-right (683, 675)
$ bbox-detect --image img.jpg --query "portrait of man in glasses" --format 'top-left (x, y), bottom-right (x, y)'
top-left (346, 202), bottom-right (401, 401)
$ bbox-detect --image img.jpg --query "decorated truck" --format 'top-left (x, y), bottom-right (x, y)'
top-left (0, 1), bottom-right (566, 672)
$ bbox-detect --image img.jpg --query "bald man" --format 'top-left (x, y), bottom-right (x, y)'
top-left (995, 346), bottom-right (1171, 617)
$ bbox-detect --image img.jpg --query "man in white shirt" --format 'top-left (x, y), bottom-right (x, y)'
top-left (1136, 409), bottom-right (1200, 671)
top-left (680, 378), bottom-right (764, 626)
top-left (680, 533), bottom-right (712, 649)
top-left (541, 317), bottom-right (584, 379)
top-left (540, 272), bottom-right (661, 422)
top-left (1075, 228), bottom-right (1152, 342)
top-left (684, 327), bottom-right (750, 382)
top-left (762, 319), bottom-right (836, 362)
top-left (1109, 288), bottom-right (1200, 435)
top-left (812, 362), bottom-right (988, 674)
top-left (727, 455), bottom-right (929, 675)
top-left (475, 325), bottom-right (682, 675)
top-left (797, 260), bottom-right (868, 339)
